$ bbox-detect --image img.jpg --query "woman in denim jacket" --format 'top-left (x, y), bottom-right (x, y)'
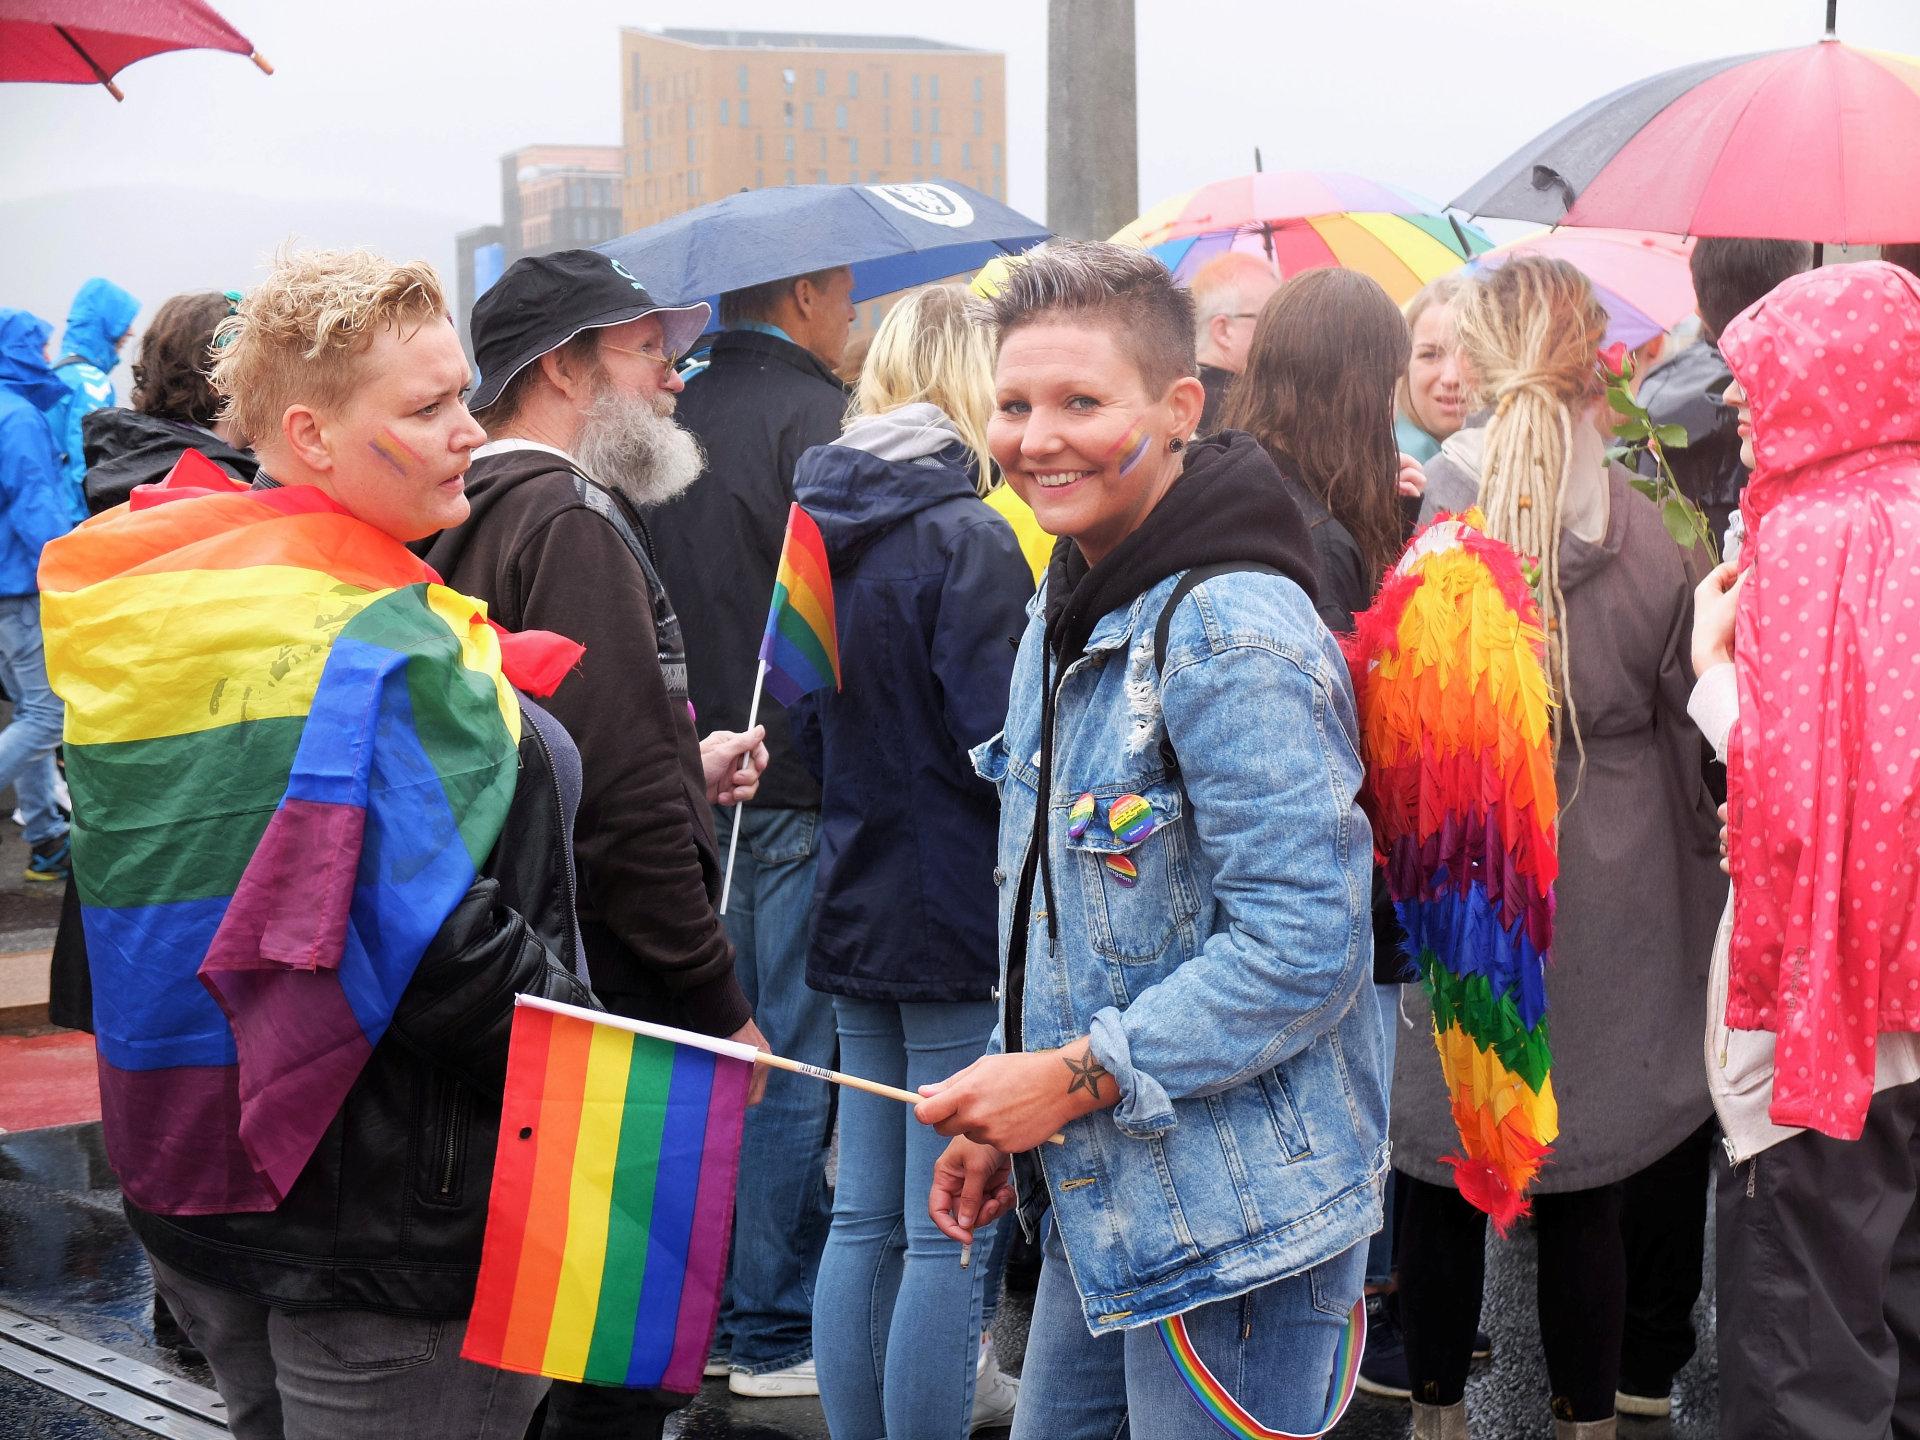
top-left (916, 240), bottom-right (1390, 1437)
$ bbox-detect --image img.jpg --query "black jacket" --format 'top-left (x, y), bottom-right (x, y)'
top-left (126, 703), bottom-right (596, 1316)
top-left (80, 408), bottom-right (258, 512)
top-left (650, 330), bottom-right (850, 811)
top-left (789, 427), bottom-right (1032, 1002)
top-left (1275, 469), bottom-right (1370, 633)
top-left (421, 446), bottom-right (750, 1038)
top-left (1637, 340), bottom-right (1746, 530)
top-left (1197, 364), bottom-right (1236, 438)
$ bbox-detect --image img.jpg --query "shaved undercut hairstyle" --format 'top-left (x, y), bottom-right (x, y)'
top-left (978, 239), bottom-right (1196, 396)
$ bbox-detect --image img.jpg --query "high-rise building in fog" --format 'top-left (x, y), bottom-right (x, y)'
top-left (619, 28), bottom-right (1008, 232)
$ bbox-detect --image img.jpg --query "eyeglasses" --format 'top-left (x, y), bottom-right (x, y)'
top-left (601, 341), bottom-right (683, 372)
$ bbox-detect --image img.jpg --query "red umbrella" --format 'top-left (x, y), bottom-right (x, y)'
top-left (0, 0), bottom-right (272, 101)
top-left (1453, 3), bottom-right (1920, 243)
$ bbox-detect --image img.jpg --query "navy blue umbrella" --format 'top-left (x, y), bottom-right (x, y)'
top-left (595, 180), bottom-right (1049, 318)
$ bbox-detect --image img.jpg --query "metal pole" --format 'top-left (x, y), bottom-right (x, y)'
top-left (1046, 0), bottom-right (1139, 239)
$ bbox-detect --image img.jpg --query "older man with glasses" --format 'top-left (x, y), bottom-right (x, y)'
top-left (422, 248), bottom-right (773, 1438)
top-left (1189, 251), bottom-right (1281, 435)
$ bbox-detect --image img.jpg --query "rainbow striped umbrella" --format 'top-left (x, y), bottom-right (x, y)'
top-left (1112, 170), bottom-right (1494, 304)
top-left (1467, 228), bottom-right (1697, 349)
top-left (1453, 15), bottom-right (1920, 243)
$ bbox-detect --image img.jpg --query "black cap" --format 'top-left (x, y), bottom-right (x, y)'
top-left (469, 249), bottom-right (710, 411)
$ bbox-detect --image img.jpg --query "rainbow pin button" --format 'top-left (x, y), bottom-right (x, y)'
top-left (1108, 793), bottom-right (1155, 846)
top-left (1068, 792), bottom-right (1097, 840)
top-left (1103, 854), bottom-right (1139, 887)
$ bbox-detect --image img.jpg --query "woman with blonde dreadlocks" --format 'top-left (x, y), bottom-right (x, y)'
top-left (1390, 256), bottom-right (1724, 1440)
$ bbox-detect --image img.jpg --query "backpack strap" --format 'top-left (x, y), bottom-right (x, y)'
top-left (1153, 562), bottom-right (1284, 773)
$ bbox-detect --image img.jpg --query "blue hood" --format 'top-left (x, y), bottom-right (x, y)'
top-left (61, 278), bottom-right (140, 372)
top-left (794, 403), bottom-right (982, 566)
top-left (0, 310), bottom-right (74, 413)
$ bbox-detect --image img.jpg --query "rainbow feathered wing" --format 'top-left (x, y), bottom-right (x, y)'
top-left (1345, 510), bottom-right (1559, 1232)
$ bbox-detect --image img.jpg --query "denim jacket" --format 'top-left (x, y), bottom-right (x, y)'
top-left (972, 568), bottom-right (1388, 1334)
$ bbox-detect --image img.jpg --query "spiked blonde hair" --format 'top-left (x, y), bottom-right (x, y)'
top-left (1453, 256), bottom-right (1608, 762)
top-left (211, 247), bottom-right (448, 449)
top-left (850, 285), bottom-right (996, 494)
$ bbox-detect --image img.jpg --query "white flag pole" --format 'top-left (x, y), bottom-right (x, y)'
top-left (717, 657), bottom-right (768, 916)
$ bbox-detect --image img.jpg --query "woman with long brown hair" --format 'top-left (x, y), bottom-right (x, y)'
top-left (1221, 267), bottom-right (1409, 631)
top-left (1223, 266), bottom-right (1430, 1397)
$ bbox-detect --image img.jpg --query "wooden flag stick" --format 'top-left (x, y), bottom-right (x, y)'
top-left (515, 996), bottom-right (1062, 1143)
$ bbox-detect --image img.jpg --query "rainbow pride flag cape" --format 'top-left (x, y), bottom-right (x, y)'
top-left (463, 997), bottom-right (752, 1393)
top-left (757, 502), bottom-right (839, 707)
top-left (39, 469), bottom-right (581, 1215)
top-left (1345, 511), bottom-right (1559, 1232)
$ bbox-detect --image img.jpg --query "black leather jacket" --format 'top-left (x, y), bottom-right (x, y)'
top-left (126, 702), bottom-right (597, 1316)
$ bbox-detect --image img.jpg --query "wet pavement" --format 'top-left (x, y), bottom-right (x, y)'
top-left (0, 785), bottom-right (1719, 1438)
top-left (0, 1113), bottom-right (1722, 1439)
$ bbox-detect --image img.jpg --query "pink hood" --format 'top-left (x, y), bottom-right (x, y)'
top-left (1717, 262), bottom-right (1920, 1141)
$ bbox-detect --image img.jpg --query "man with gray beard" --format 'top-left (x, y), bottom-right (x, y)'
top-left (424, 247), bottom-right (772, 1440)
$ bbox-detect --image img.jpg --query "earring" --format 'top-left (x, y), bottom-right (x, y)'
top-left (1168, 437), bottom-right (1185, 453)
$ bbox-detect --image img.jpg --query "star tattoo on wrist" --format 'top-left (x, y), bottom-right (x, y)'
top-left (1063, 1050), bottom-right (1109, 1101)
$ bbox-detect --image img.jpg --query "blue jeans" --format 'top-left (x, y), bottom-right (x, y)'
top-left (1366, 983), bottom-right (1401, 1287)
top-left (0, 595), bottom-right (67, 845)
top-left (1011, 1225), bottom-right (1366, 1440)
top-left (713, 805), bottom-right (833, 1373)
top-left (813, 996), bottom-right (998, 1440)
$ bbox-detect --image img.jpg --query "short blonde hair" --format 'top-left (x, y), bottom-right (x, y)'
top-left (211, 248), bottom-right (448, 447)
top-left (851, 285), bottom-right (996, 495)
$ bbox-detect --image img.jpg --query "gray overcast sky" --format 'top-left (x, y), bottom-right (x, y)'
top-left (2, 0), bottom-right (1916, 374)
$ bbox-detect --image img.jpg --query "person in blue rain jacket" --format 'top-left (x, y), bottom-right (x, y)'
top-left (50, 277), bottom-right (140, 504)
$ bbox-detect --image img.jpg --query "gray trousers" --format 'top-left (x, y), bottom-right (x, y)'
top-left (1716, 1079), bottom-right (1920, 1439)
top-left (150, 1253), bottom-right (547, 1440)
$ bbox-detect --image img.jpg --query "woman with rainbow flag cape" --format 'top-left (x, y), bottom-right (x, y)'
top-left (40, 250), bottom-right (593, 1439)
top-left (917, 240), bottom-right (1388, 1440)
top-left (1388, 257), bottom-right (1722, 1440)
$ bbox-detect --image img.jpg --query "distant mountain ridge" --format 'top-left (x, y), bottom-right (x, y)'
top-left (2, 185), bottom-right (466, 385)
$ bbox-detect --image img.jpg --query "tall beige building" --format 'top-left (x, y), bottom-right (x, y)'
top-left (619, 28), bottom-right (1008, 233)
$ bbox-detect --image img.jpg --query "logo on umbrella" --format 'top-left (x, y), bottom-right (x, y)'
top-left (866, 183), bottom-right (976, 229)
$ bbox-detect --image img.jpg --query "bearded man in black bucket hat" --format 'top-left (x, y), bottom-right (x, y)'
top-left (422, 248), bottom-right (773, 1437)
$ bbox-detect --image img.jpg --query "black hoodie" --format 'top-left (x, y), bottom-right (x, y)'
top-left (1004, 430), bottom-right (1322, 1050)
top-left (80, 408), bottom-right (257, 515)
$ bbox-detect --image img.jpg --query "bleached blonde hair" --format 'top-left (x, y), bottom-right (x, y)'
top-left (1453, 255), bottom-right (1607, 764)
top-left (211, 247), bottom-right (448, 448)
top-left (850, 284), bottom-right (996, 495)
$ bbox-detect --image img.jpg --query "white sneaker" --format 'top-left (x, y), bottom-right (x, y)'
top-left (971, 1343), bottom-right (1019, 1432)
top-left (703, 1354), bottom-right (732, 1379)
top-left (728, 1357), bottom-right (818, 1398)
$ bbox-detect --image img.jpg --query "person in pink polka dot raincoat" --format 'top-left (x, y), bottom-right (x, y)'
top-left (1700, 259), bottom-right (1920, 1440)
top-left (1717, 260), bottom-right (1920, 1143)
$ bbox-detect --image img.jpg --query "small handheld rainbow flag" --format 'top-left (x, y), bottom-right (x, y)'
top-left (463, 997), bottom-right (753, 1393)
top-left (757, 502), bottom-right (839, 707)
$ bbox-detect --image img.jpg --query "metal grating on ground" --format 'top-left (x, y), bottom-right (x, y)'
top-left (0, 1307), bottom-right (228, 1437)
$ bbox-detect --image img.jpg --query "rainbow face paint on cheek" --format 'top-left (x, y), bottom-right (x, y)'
top-left (1104, 422), bottom-right (1154, 477)
top-left (367, 427), bottom-right (423, 478)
